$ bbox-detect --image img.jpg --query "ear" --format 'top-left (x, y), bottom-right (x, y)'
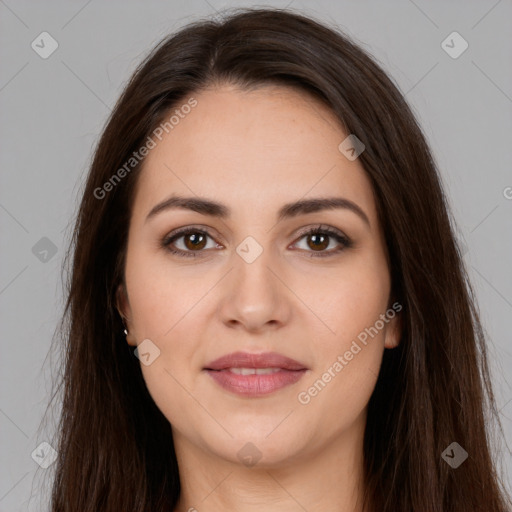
top-left (116, 283), bottom-right (137, 346)
top-left (383, 303), bottom-right (402, 349)
top-left (115, 283), bottom-right (129, 319)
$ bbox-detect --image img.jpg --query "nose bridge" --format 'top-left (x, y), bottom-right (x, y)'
top-left (233, 233), bottom-right (279, 301)
top-left (218, 232), bottom-right (291, 331)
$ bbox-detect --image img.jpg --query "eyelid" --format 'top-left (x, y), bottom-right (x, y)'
top-left (163, 224), bottom-right (225, 244)
top-left (292, 223), bottom-right (348, 241)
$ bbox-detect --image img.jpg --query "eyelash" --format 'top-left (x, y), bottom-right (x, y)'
top-left (161, 224), bottom-right (353, 259)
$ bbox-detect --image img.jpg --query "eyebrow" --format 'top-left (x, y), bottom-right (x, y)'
top-left (145, 195), bottom-right (370, 227)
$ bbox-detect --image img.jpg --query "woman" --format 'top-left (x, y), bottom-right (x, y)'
top-left (44, 7), bottom-right (511, 511)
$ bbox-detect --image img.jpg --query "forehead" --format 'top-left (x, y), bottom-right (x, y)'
top-left (131, 84), bottom-right (377, 223)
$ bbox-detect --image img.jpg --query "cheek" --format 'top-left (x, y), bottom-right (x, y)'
top-left (297, 250), bottom-right (391, 346)
top-left (294, 256), bottom-right (390, 415)
top-left (124, 260), bottom-right (207, 437)
top-left (124, 243), bottom-right (204, 338)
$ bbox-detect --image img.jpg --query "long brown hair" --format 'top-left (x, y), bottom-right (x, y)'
top-left (42, 7), bottom-right (511, 511)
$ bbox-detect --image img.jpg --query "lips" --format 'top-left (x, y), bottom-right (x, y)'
top-left (204, 351), bottom-right (307, 371)
top-left (203, 351), bottom-right (308, 397)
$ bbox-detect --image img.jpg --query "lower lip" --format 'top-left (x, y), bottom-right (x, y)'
top-left (204, 369), bottom-right (307, 397)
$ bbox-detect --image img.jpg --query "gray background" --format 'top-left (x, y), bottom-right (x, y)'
top-left (1, 0), bottom-right (511, 509)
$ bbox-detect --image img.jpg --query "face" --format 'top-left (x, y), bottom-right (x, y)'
top-left (117, 83), bottom-right (401, 468)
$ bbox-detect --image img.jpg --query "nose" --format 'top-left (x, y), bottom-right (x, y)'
top-left (217, 244), bottom-right (292, 333)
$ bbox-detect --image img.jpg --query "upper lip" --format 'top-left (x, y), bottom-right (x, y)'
top-left (204, 351), bottom-right (308, 371)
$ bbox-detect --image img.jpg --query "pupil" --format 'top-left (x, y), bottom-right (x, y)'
top-left (309, 234), bottom-right (328, 250)
top-left (186, 233), bottom-right (205, 249)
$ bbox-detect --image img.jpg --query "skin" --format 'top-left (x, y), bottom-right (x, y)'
top-left (117, 83), bottom-right (401, 512)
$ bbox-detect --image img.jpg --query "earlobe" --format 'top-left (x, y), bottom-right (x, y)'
top-left (384, 311), bottom-right (402, 349)
top-left (124, 331), bottom-right (138, 347)
top-left (115, 284), bottom-right (137, 346)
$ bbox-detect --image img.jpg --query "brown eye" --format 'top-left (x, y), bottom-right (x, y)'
top-left (182, 232), bottom-right (207, 251)
top-left (292, 225), bottom-right (352, 258)
top-left (162, 228), bottom-right (219, 258)
top-left (306, 233), bottom-right (330, 251)
top-left (163, 225), bottom-right (352, 259)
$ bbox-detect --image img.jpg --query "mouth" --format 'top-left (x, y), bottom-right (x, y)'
top-left (203, 351), bottom-right (308, 397)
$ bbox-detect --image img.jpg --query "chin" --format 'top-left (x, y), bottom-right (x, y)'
top-left (200, 424), bottom-right (312, 469)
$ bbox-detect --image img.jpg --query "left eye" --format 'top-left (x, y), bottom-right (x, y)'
top-left (162, 226), bottom-right (352, 258)
top-left (293, 229), bottom-right (350, 256)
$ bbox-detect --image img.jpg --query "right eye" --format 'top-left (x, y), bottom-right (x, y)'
top-left (162, 228), bottom-right (221, 258)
